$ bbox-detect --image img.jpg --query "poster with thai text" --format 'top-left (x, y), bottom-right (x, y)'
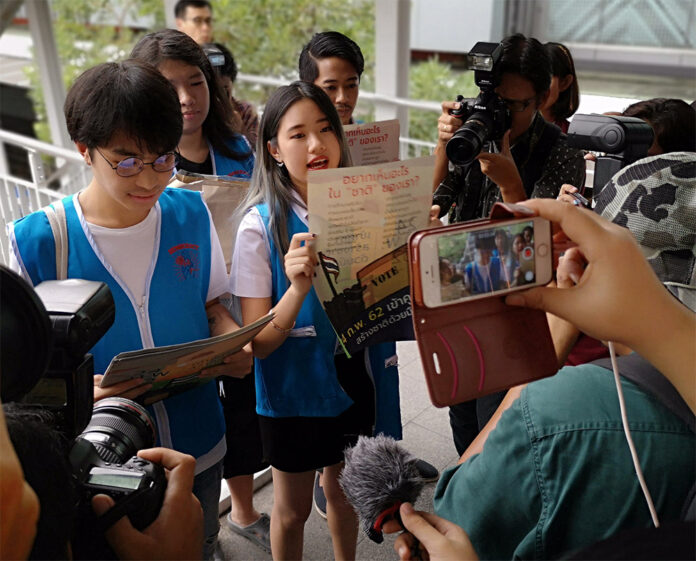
top-left (308, 156), bottom-right (435, 354)
top-left (343, 120), bottom-right (400, 166)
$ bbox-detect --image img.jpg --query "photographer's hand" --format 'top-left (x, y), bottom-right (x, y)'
top-left (384, 503), bottom-right (479, 561)
top-left (505, 198), bottom-right (696, 413)
top-left (476, 131), bottom-right (526, 203)
top-left (433, 101), bottom-right (465, 190)
top-left (92, 448), bottom-right (204, 561)
top-left (93, 375), bottom-right (151, 402)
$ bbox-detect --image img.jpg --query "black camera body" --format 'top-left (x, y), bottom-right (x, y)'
top-left (0, 268), bottom-right (167, 554)
top-left (446, 42), bottom-right (512, 166)
top-left (566, 114), bottom-right (654, 197)
top-left (70, 397), bottom-right (166, 533)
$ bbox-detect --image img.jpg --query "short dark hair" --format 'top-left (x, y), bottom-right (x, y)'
top-left (545, 42), bottom-right (579, 121)
top-left (495, 33), bottom-right (551, 96)
top-left (208, 42), bottom-right (238, 82)
top-left (131, 29), bottom-right (250, 161)
top-left (299, 31), bottom-right (364, 83)
top-left (64, 60), bottom-right (182, 154)
top-left (174, 0), bottom-right (211, 19)
top-left (623, 98), bottom-right (696, 153)
top-left (4, 405), bottom-right (75, 560)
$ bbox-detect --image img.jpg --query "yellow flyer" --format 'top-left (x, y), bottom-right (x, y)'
top-left (308, 156), bottom-right (435, 353)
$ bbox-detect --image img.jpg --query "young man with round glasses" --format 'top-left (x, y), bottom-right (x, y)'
top-left (432, 33), bottom-right (585, 225)
top-left (8, 60), bottom-right (251, 559)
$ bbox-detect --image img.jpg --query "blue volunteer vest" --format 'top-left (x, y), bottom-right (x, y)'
top-left (253, 203), bottom-right (353, 418)
top-left (212, 135), bottom-right (254, 179)
top-left (11, 188), bottom-right (225, 466)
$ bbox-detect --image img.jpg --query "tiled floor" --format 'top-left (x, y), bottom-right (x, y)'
top-left (216, 340), bottom-right (460, 560)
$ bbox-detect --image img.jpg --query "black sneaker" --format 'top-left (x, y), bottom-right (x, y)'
top-left (415, 458), bottom-right (439, 482)
top-left (313, 471), bottom-right (327, 519)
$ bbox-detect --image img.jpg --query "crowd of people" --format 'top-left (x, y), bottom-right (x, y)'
top-left (2, 1), bottom-right (695, 560)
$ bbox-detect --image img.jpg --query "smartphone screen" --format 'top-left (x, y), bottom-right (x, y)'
top-left (419, 218), bottom-right (552, 307)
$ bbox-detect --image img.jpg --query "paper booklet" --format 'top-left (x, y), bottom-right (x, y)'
top-left (100, 312), bottom-right (273, 405)
top-left (308, 155), bottom-right (435, 355)
top-left (343, 119), bottom-right (400, 166)
top-left (169, 171), bottom-right (251, 270)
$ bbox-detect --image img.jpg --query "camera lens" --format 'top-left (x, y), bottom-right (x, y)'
top-left (446, 112), bottom-right (492, 166)
top-left (77, 397), bottom-right (156, 464)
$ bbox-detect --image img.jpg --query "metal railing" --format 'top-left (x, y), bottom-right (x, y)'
top-left (0, 76), bottom-right (440, 267)
top-left (0, 129), bottom-right (89, 266)
top-left (236, 73), bottom-right (439, 158)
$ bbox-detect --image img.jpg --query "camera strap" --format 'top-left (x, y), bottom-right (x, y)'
top-left (43, 200), bottom-right (68, 280)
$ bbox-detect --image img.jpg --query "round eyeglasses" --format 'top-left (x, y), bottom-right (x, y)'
top-left (95, 148), bottom-right (178, 177)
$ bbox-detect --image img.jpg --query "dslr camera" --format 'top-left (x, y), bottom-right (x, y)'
top-left (446, 42), bottom-right (512, 166)
top-left (0, 268), bottom-right (167, 544)
top-left (566, 114), bottom-right (654, 197)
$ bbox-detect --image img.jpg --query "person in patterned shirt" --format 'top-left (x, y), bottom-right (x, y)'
top-left (432, 33), bottom-right (585, 226)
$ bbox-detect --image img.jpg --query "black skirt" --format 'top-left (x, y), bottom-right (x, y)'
top-left (258, 349), bottom-right (375, 473)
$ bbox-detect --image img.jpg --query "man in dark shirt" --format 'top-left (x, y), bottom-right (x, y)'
top-left (433, 34), bottom-right (585, 224)
top-left (433, 34), bottom-right (585, 455)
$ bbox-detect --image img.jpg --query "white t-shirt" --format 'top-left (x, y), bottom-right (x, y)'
top-left (230, 191), bottom-right (308, 298)
top-left (8, 194), bottom-right (229, 305)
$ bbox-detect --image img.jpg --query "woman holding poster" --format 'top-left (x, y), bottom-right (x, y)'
top-left (229, 81), bottom-right (370, 561)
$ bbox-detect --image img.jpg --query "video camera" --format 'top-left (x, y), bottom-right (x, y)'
top-left (0, 266), bottom-right (167, 549)
top-left (446, 42), bottom-right (512, 166)
top-left (566, 114), bottom-right (654, 197)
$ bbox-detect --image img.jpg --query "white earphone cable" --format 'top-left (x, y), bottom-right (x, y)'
top-left (608, 341), bottom-right (660, 528)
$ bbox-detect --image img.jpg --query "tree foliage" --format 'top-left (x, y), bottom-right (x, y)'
top-left (211, 0), bottom-right (375, 113)
top-left (26, 0), bottom-right (164, 142)
top-left (28, 0), bottom-right (476, 146)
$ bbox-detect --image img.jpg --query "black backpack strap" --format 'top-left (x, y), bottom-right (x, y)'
top-left (518, 121), bottom-right (562, 198)
top-left (593, 353), bottom-right (695, 522)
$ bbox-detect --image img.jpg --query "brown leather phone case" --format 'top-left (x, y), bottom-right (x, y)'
top-left (408, 203), bottom-right (558, 407)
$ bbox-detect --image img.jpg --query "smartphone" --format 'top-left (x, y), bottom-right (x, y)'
top-left (416, 217), bottom-right (553, 308)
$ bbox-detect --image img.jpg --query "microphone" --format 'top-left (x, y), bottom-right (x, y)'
top-left (340, 435), bottom-right (425, 554)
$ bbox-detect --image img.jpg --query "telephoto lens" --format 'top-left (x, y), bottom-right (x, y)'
top-left (77, 397), bottom-right (156, 464)
top-left (446, 112), bottom-right (494, 166)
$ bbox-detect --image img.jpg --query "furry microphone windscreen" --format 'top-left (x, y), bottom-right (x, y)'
top-left (340, 435), bottom-right (424, 543)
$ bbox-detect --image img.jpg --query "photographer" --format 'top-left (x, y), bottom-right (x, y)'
top-left (432, 34), bottom-right (585, 222)
top-left (3, 401), bottom-right (204, 560)
top-left (432, 33), bottom-right (585, 455)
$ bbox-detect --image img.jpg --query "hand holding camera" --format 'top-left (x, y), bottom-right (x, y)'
top-left (437, 100), bottom-right (465, 146)
top-left (92, 447), bottom-right (203, 561)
